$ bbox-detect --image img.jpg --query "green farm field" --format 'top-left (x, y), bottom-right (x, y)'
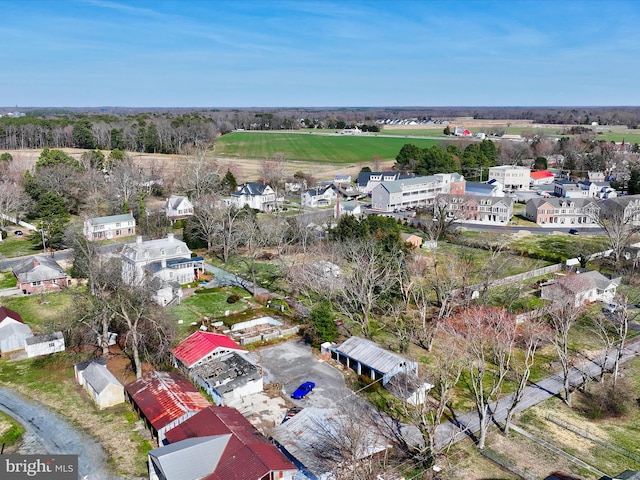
top-left (215, 131), bottom-right (440, 163)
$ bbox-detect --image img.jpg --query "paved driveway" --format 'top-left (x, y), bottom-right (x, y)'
top-left (250, 339), bottom-right (350, 408)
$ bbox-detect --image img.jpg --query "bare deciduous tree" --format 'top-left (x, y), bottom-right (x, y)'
top-left (332, 239), bottom-right (400, 338)
top-left (178, 146), bottom-right (222, 200)
top-left (449, 306), bottom-right (516, 449)
top-left (548, 298), bottom-right (583, 405)
top-left (610, 296), bottom-right (630, 387)
top-left (591, 199), bottom-right (640, 269)
top-left (308, 401), bottom-right (389, 480)
top-left (0, 180), bottom-right (28, 227)
top-left (394, 335), bottom-right (464, 465)
top-left (503, 314), bottom-right (550, 435)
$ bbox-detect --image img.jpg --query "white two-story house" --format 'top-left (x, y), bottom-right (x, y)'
top-left (121, 233), bottom-right (205, 305)
top-left (302, 185), bottom-right (339, 208)
top-left (83, 213), bottom-right (136, 241)
top-left (229, 183), bottom-right (280, 211)
top-left (165, 195), bottom-right (194, 222)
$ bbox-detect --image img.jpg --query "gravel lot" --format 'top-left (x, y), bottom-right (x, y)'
top-left (250, 339), bottom-right (351, 409)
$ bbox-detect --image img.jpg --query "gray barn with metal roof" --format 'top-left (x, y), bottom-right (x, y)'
top-left (330, 336), bottom-right (418, 385)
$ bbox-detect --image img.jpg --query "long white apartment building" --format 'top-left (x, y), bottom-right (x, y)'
top-left (371, 173), bottom-right (465, 212)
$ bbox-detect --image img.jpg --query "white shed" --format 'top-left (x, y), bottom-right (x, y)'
top-left (79, 361), bottom-right (125, 409)
top-left (25, 332), bottom-right (65, 358)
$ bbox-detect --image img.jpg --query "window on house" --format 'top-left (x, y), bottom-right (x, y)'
top-left (32, 281), bottom-right (42, 286)
top-left (160, 249), bottom-right (166, 256)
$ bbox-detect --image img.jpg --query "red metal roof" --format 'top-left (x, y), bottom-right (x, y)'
top-left (125, 371), bottom-right (210, 431)
top-left (172, 331), bottom-right (245, 368)
top-left (530, 170), bottom-right (554, 180)
top-left (0, 306), bottom-right (24, 325)
top-left (166, 406), bottom-right (296, 480)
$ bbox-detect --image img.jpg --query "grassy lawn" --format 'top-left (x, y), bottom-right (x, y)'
top-left (0, 232), bottom-right (39, 258)
top-left (453, 229), bottom-right (610, 264)
top-left (0, 410), bottom-right (25, 451)
top-left (516, 356), bottom-right (640, 476)
top-left (171, 288), bottom-right (248, 322)
top-left (1, 291), bottom-right (73, 334)
top-left (0, 352), bottom-right (152, 477)
top-left (433, 241), bottom-right (552, 283)
top-left (594, 131), bottom-right (640, 143)
top-left (215, 131), bottom-right (440, 163)
top-left (0, 270), bottom-right (17, 288)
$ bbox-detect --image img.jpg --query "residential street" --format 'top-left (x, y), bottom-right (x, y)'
top-left (434, 338), bottom-right (640, 450)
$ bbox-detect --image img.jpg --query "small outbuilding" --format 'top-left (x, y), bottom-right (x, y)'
top-left (76, 360), bottom-right (125, 409)
top-left (24, 331), bottom-right (65, 358)
top-left (330, 336), bottom-right (418, 386)
top-left (0, 306), bottom-right (33, 357)
top-left (400, 233), bottom-right (423, 249)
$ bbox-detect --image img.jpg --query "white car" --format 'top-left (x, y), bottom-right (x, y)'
top-left (603, 303), bottom-right (620, 314)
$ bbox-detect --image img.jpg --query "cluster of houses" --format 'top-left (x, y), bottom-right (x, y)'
top-left (288, 166), bottom-right (637, 230)
top-left (68, 325), bottom-right (432, 480)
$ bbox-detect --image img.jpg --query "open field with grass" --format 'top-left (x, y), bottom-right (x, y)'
top-left (0, 291), bottom-right (73, 334)
top-left (215, 131), bottom-right (440, 163)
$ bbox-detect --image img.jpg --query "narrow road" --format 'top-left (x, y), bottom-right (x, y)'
top-left (0, 387), bottom-right (116, 479)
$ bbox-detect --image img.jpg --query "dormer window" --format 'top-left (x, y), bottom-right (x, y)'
top-left (176, 247), bottom-right (182, 254)
top-left (160, 249), bottom-right (166, 256)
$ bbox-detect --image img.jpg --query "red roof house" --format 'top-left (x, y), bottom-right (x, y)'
top-left (172, 331), bottom-right (245, 369)
top-left (530, 170), bottom-right (555, 186)
top-left (125, 371), bottom-right (210, 444)
top-left (148, 406), bottom-right (297, 480)
top-left (0, 306), bottom-right (24, 326)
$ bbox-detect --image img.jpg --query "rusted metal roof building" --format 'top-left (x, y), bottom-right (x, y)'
top-left (147, 406), bottom-right (297, 480)
top-left (125, 371), bottom-right (210, 444)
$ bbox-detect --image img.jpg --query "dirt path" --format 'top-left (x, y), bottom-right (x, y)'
top-left (0, 387), bottom-right (116, 480)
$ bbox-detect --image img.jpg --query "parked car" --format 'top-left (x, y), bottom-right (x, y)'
top-left (603, 303), bottom-right (620, 314)
top-left (291, 381), bottom-right (315, 399)
top-left (569, 229), bottom-right (579, 235)
top-left (14, 230), bottom-right (23, 236)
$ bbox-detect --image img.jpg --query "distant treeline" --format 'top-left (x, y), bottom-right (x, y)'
top-left (2, 106), bottom-right (640, 153)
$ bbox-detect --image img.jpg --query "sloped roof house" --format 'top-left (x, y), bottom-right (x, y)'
top-left (12, 256), bottom-right (69, 295)
top-left (150, 406), bottom-right (297, 480)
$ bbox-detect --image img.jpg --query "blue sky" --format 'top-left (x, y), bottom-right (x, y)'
top-left (1, 0), bottom-right (638, 107)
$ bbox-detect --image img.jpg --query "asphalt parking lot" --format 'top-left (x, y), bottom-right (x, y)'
top-left (249, 338), bottom-right (351, 408)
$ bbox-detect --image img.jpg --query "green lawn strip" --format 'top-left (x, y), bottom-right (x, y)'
top-left (215, 131), bottom-right (440, 163)
top-left (594, 131), bottom-right (640, 143)
top-left (0, 270), bottom-right (17, 288)
top-left (0, 410), bottom-right (25, 448)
